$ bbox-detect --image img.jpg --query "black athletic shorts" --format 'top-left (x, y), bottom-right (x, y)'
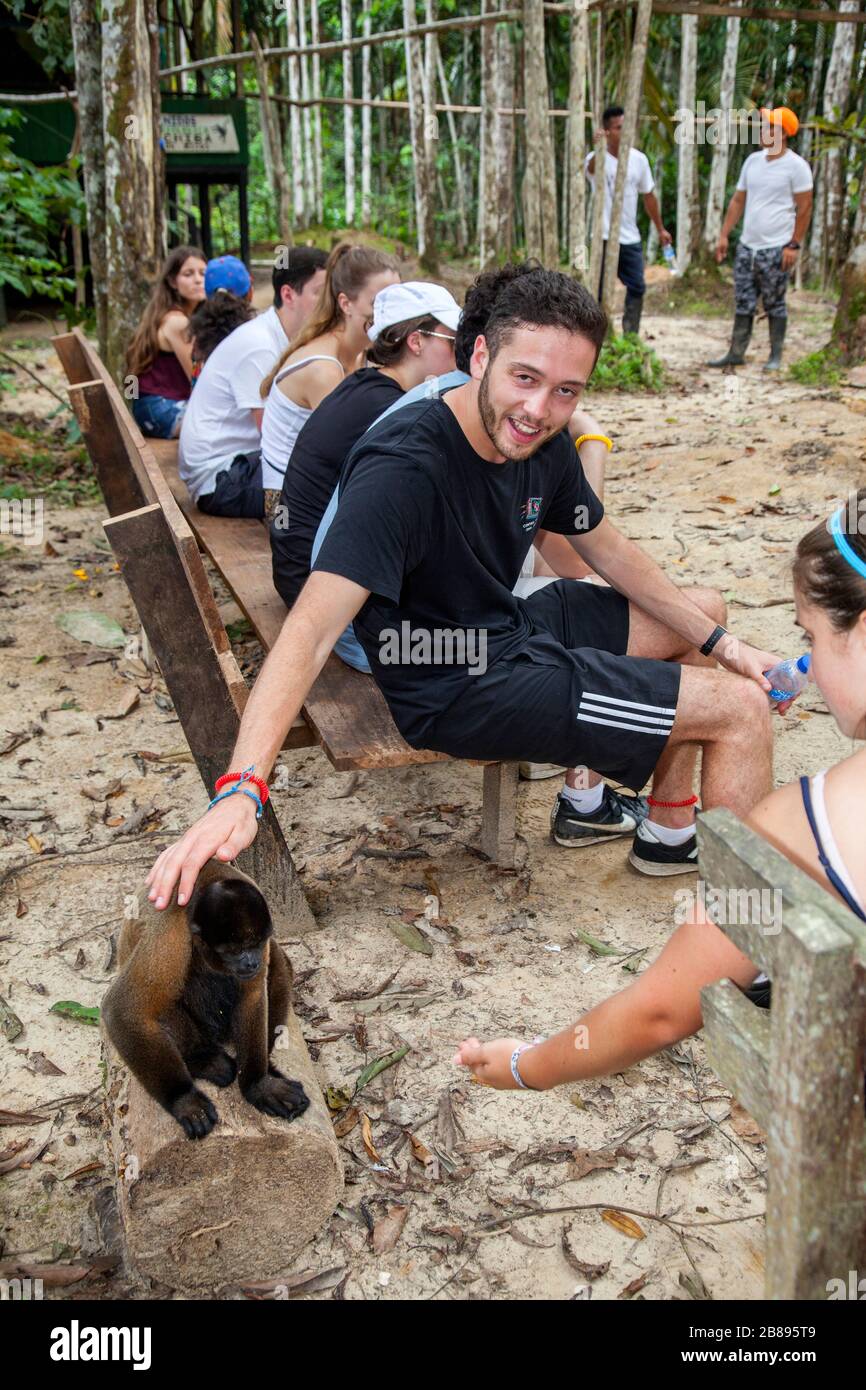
top-left (424, 580), bottom-right (682, 794)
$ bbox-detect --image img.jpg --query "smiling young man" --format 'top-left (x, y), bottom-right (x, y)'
top-left (147, 269), bottom-right (785, 911)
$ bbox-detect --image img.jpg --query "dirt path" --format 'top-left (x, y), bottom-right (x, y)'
top-left (1, 295), bottom-right (864, 1301)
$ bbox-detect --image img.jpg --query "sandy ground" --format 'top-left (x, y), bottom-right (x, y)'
top-left (1, 289), bottom-right (865, 1302)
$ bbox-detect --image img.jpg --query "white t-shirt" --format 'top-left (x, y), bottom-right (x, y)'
top-left (585, 147), bottom-right (654, 244)
top-left (736, 150), bottom-right (814, 251)
top-left (178, 306), bottom-right (287, 502)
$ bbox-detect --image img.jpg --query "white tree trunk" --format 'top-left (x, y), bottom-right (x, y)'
top-left (703, 5), bottom-right (741, 251)
top-left (587, 12), bottom-right (606, 299)
top-left (311, 0), bottom-right (323, 222)
top-left (494, 17), bottom-right (515, 259)
top-left (646, 154), bottom-right (664, 263)
top-left (342, 0), bottom-right (355, 225)
top-left (69, 0), bottom-right (108, 355)
top-left (478, 0), bottom-right (498, 266)
top-left (404, 0), bottom-right (435, 265)
top-left (297, 0), bottom-right (315, 226)
top-left (675, 14), bottom-right (698, 275)
top-left (436, 46), bottom-right (469, 253)
top-left (424, 0), bottom-right (439, 245)
top-left (361, 0), bottom-right (372, 225)
top-left (567, 0), bottom-right (589, 277)
top-left (522, 0), bottom-right (558, 265)
top-left (600, 0), bottom-right (652, 316)
top-left (286, 0), bottom-right (305, 226)
top-left (822, 0), bottom-right (860, 278)
top-left (251, 30), bottom-right (291, 247)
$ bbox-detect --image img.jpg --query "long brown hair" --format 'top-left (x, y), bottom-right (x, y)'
top-left (260, 241), bottom-right (399, 398)
top-left (126, 245), bottom-right (206, 377)
top-left (793, 490), bottom-right (866, 631)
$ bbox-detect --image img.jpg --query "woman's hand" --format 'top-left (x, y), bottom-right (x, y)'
top-left (453, 1036), bottom-right (528, 1089)
top-left (146, 794), bottom-right (260, 909)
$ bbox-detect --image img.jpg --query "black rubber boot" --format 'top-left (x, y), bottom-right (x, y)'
top-left (706, 313), bottom-right (753, 367)
top-left (763, 315), bottom-right (786, 371)
top-left (622, 291), bottom-right (643, 336)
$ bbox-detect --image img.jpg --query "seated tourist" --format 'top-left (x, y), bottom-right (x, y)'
top-left (257, 243), bottom-right (400, 517)
top-left (187, 292), bottom-right (256, 375)
top-left (454, 495), bottom-right (866, 1091)
top-left (127, 245), bottom-right (206, 439)
top-left (270, 280), bottom-right (460, 609)
top-left (178, 246), bottom-right (327, 518)
top-left (146, 268), bottom-right (784, 914)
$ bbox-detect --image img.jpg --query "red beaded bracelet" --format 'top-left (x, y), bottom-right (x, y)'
top-left (215, 767), bottom-right (270, 806)
top-left (647, 794), bottom-right (698, 809)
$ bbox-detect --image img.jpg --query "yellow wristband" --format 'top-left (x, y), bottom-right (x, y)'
top-left (574, 433), bottom-right (613, 452)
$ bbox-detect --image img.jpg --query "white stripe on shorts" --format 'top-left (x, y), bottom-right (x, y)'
top-left (581, 690), bottom-right (678, 717)
top-left (579, 701), bottom-right (675, 727)
top-left (576, 712), bottom-right (673, 736)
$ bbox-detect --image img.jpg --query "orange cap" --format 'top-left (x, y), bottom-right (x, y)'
top-left (759, 106), bottom-right (799, 137)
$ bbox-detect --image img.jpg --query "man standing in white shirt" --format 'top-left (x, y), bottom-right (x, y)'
top-left (708, 107), bottom-right (813, 371)
top-left (585, 105), bottom-right (671, 338)
top-left (179, 246), bottom-right (327, 516)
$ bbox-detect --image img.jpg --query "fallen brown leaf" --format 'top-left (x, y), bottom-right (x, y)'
top-left (560, 1222), bottom-right (610, 1281)
top-left (332, 1106), bottom-right (359, 1139)
top-left (360, 1111), bottom-right (382, 1164)
top-left (601, 1209), bottom-right (646, 1240)
top-left (728, 1099), bottom-right (765, 1145)
top-left (372, 1204), bottom-right (409, 1254)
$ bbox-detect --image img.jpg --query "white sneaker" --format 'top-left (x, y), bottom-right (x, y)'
top-left (519, 762), bottom-right (565, 781)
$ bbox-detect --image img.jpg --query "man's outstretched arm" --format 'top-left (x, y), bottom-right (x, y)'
top-left (146, 570), bottom-right (369, 910)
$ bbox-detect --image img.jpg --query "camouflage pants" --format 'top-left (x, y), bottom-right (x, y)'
top-left (733, 242), bottom-right (790, 319)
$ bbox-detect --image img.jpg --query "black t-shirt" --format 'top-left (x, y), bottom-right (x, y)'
top-left (270, 367), bottom-right (403, 607)
top-left (312, 394), bottom-right (604, 745)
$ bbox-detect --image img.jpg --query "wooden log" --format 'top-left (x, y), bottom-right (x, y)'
top-left (701, 978), bottom-right (771, 1130)
top-left (481, 762), bottom-right (519, 867)
top-left (104, 504), bottom-right (315, 934)
top-left (102, 882), bottom-right (342, 1293)
top-left (68, 379), bottom-right (151, 517)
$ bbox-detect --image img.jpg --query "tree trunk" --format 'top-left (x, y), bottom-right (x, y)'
top-left (286, 0), bottom-right (305, 227)
top-left (436, 46), bottom-right (469, 254)
top-left (478, 0), bottom-right (499, 266)
top-left (297, 0), bottom-right (315, 227)
top-left (311, 0), bottom-right (323, 223)
top-left (587, 12), bottom-right (606, 299)
top-left (567, 0), bottom-right (589, 278)
top-left (522, 0), bottom-right (558, 265)
top-left (833, 183), bottom-right (866, 362)
top-left (494, 17), bottom-right (515, 260)
top-left (251, 31), bottom-right (291, 248)
top-left (703, 5), bottom-right (741, 252)
top-left (100, 0), bottom-right (164, 384)
top-left (675, 14), bottom-right (699, 275)
top-left (342, 0), bottom-right (356, 225)
top-left (403, 0), bottom-right (436, 268)
top-left (600, 0), bottom-right (652, 318)
top-left (822, 0), bottom-right (860, 281)
top-left (424, 0), bottom-right (439, 250)
top-left (361, 0), bottom-right (372, 225)
top-left (69, 0), bottom-right (109, 357)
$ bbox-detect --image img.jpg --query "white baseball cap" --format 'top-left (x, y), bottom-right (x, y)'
top-left (367, 281), bottom-right (461, 342)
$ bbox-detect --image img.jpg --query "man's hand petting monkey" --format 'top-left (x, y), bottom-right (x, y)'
top-left (102, 862), bottom-right (310, 1139)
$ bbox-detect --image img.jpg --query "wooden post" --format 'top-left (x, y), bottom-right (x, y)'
top-left (567, 0), bottom-right (589, 277)
top-left (587, 12), bottom-right (606, 298)
top-left (522, 0), bottom-right (558, 265)
top-left (67, 380), bottom-right (152, 516)
top-left (251, 30), bottom-right (292, 247)
top-left (599, 0), bottom-right (652, 318)
top-left (104, 504), bottom-right (315, 934)
top-left (481, 762), bottom-right (519, 866)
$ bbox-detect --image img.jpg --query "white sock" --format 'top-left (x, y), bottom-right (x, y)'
top-left (561, 780), bottom-right (605, 813)
top-left (646, 817), bottom-right (695, 846)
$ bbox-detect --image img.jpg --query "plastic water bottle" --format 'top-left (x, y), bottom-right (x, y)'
top-left (763, 653), bottom-right (811, 704)
top-left (663, 243), bottom-right (677, 274)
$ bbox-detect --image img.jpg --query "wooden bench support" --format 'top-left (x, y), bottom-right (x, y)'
top-left (68, 379), bottom-right (151, 517)
top-left (481, 761), bottom-right (519, 867)
top-left (698, 808), bottom-right (866, 1300)
top-left (104, 505), bottom-right (315, 935)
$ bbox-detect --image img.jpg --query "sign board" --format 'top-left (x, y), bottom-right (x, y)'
top-left (162, 112), bottom-right (240, 156)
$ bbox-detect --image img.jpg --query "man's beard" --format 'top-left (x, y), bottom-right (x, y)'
top-left (477, 368), bottom-right (548, 461)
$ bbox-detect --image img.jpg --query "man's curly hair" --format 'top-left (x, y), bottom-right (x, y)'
top-left (482, 267), bottom-right (608, 365)
top-left (188, 291), bottom-right (255, 364)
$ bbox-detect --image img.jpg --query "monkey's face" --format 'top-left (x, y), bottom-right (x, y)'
top-left (188, 878), bottom-right (273, 980)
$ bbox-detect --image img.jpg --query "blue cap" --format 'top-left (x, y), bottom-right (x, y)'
top-left (796, 654), bottom-right (810, 673)
top-left (204, 255), bottom-right (251, 298)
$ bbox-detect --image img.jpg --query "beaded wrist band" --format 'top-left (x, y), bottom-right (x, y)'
top-left (207, 785), bottom-right (263, 820)
top-left (647, 794), bottom-right (699, 809)
top-left (510, 1036), bottom-right (546, 1090)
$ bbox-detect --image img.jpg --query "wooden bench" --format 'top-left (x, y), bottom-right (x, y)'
top-left (697, 809), bottom-right (866, 1300)
top-left (52, 329), bottom-right (520, 924)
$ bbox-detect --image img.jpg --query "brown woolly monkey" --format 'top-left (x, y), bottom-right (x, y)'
top-left (102, 860), bottom-right (309, 1139)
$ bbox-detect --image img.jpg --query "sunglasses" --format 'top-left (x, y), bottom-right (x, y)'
top-left (419, 330), bottom-right (457, 344)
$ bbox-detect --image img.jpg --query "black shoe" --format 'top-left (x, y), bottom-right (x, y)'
top-left (706, 313), bottom-right (754, 368)
top-left (551, 785), bottom-right (649, 847)
top-left (628, 818), bottom-right (698, 875)
top-left (741, 978), bottom-right (772, 1008)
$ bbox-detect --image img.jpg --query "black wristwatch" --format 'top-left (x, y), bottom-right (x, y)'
top-left (700, 625), bottom-right (727, 658)
top-left (787, 240), bottom-right (801, 250)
